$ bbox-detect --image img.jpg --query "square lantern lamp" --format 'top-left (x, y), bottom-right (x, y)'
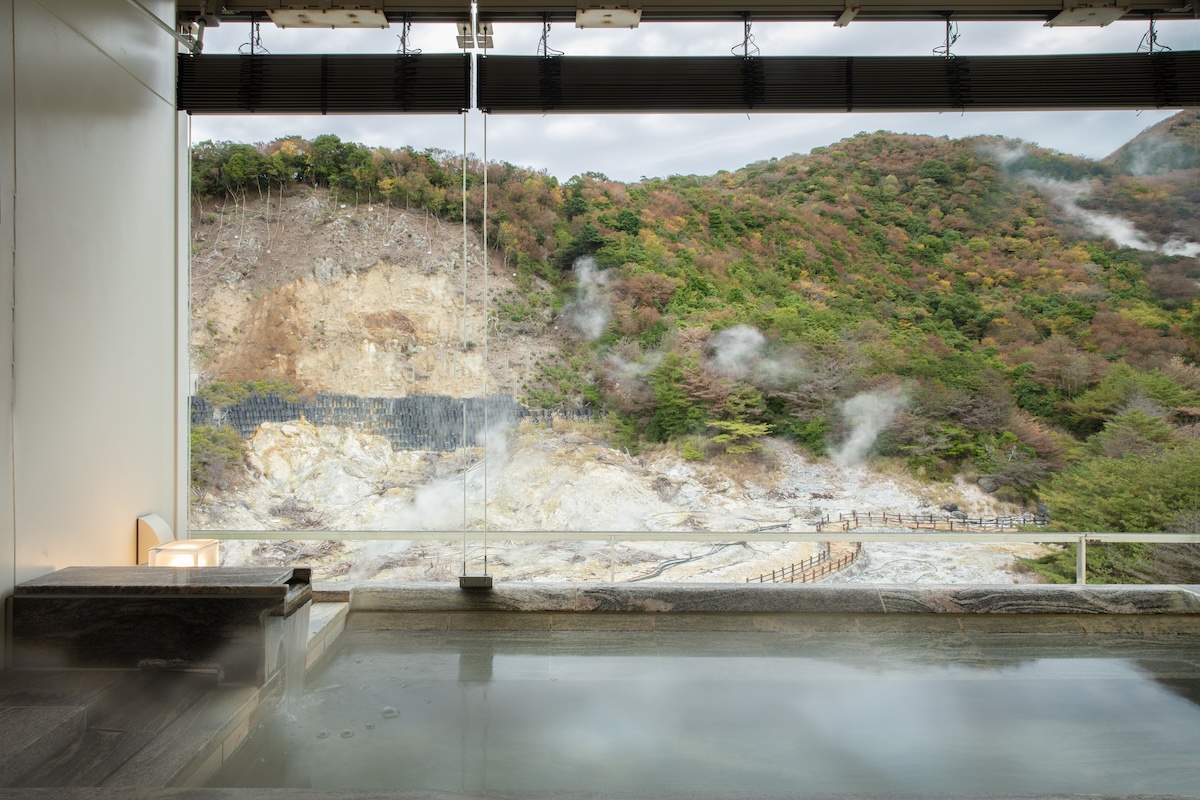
top-left (148, 539), bottom-right (221, 567)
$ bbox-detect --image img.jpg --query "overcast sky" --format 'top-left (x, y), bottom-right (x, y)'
top-left (189, 17), bottom-right (1198, 182)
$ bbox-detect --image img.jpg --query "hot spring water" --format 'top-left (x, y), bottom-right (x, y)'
top-left (282, 600), bottom-right (311, 713)
top-left (215, 627), bottom-right (1200, 794)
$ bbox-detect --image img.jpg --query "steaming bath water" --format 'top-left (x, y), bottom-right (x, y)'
top-left (214, 628), bottom-right (1200, 794)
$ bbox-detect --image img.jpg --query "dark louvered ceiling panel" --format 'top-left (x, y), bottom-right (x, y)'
top-left (178, 54), bottom-right (470, 114)
top-left (478, 52), bottom-right (1200, 113)
top-left (956, 52), bottom-right (1198, 110)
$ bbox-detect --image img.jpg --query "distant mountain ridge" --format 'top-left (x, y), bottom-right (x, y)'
top-left (1105, 110), bottom-right (1200, 176)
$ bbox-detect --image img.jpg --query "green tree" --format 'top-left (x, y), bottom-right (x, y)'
top-left (1067, 364), bottom-right (1198, 434)
top-left (308, 134), bottom-right (353, 186)
top-left (198, 380), bottom-right (298, 408)
top-left (221, 144), bottom-right (265, 194)
top-left (198, 380), bottom-right (250, 409)
top-left (190, 425), bottom-right (247, 494)
top-left (1088, 409), bottom-right (1175, 458)
top-left (644, 354), bottom-right (706, 442)
top-left (1040, 439), bottom-right (1200, 532)
top-left (613, 208), bottom-right (643, 235)
top-left (708, 419), bottom-right (771, 454)
top-left (191, 140), bottom-right (238, 195)
top-left (916, 159), bottom-right (954, 185)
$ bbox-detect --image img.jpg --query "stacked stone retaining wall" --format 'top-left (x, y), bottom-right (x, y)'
top-left (190, 393), bottom-right (592, 451)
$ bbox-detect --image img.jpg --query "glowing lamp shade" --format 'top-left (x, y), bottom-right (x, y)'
top-left (148, 539), bottom-right (220, 567)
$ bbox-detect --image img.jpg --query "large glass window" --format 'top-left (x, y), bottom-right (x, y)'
top-left (186, 18), bottom-right (1200, 584)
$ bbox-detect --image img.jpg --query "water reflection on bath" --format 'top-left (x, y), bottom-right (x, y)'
top-left (214, 629), bottom-right (1200, 794)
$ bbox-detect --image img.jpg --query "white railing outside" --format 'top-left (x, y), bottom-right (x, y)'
top-left (192, 529), bottom-right (1200, 584)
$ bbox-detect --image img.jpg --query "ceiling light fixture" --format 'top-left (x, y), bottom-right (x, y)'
top-left (576, 7), bottom-right (642, 28)
top-left (1045, 3), bottom-right (1129, 26)
top-left (267, 7), bottom-right (388, 28)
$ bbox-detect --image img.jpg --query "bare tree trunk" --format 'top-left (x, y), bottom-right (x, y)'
top-left (235, 191), bottom-right (246, 257)
top-left (275, 194), bottom-right (285, 248)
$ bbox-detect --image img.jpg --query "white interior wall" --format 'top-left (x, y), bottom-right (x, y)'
top-left (8, 0), bottom-right (179, 591)
top-left (1, 0), bottom-right (16, 662)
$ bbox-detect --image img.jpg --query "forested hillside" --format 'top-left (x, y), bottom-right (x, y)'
top-left (190, 113), bottom-right (1200, 555)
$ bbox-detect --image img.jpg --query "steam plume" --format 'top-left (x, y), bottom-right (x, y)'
top-left (1027, 177), bottom-right (1160, 251)
top-left (830, 388), bottom-right (907, 467)
top-left (980, 142), bottom-right (1200, 258)
top-left (353, 423), bottom-right (512, 578)
top-left (604, 352), bottom-right (661, 384)
top-left (708, 325), bottom-right (765, 379)
top-left (1120, 137), bottom-right (1198, 177)
top-left (562, 257), bottom-right (611, 340)
top-left (706, 324), bottom-right (806, 388)
top-left (1162, 239), bottom-right (1200, 258)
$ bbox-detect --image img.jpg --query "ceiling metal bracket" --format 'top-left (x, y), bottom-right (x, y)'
top-left (123, 0), bottom-right (200, 53)
top-left (835, 3), bottom-right (860, 26)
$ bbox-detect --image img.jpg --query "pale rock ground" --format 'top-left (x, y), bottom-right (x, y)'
top-left (194, 420), bottom-right (1050, 584)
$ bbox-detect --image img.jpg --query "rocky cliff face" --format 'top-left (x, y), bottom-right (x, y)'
top-left (191, 188), bottom-right (563, 398)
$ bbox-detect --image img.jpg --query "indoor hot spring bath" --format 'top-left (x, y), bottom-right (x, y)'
top-left (209, 583), bottom-right (1200, 799)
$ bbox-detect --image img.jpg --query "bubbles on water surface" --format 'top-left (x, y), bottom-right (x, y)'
top-left (316, 730), bottom-right (329, 739)
top-left (341, 729), bottom-right (355, 739)
top-left (381, 706), bottom-right (399, 718)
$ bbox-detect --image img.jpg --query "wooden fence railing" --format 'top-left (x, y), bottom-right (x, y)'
top-left (746, 553), bottom-right (824, 584)
top-left (748, 542), bottom-right (863, 584)
top-left (814, 511), bottom-right (1048, 533)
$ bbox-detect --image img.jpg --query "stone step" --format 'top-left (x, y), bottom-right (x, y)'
top-left (0, 706), bottom-right (86, 786)
top-left (17, 671), bottom-right (218, 787)
top-left (0, 670), bottom-right (131, 786)
top-left (0, 670), bottom-right (129, 717)
top-left (1, 601), bottom-right (348, 789)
